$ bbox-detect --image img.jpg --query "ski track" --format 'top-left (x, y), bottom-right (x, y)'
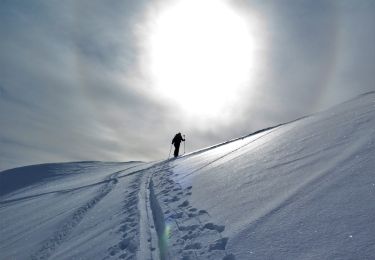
top-left (29, 160), bottom-right (235, 260)
top-left (149, 162), bottom-right (235, 260)
top-left (31, 169), bottom-right (125, 260)
top-left (104, 162), bottom-right (165, 260)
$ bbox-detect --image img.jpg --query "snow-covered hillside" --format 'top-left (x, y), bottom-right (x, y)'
top-left (1, 92), bottom-right (374, 260)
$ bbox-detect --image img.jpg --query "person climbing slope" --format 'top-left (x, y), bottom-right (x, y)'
top-left (172, 132), bottom-right (185, 158)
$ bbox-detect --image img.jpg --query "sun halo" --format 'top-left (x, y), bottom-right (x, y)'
top-left (147, 0), bottom-right (257, 120)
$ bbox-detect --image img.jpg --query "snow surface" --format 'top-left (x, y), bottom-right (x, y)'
top-left (1, 92), bottom-right (375, 259)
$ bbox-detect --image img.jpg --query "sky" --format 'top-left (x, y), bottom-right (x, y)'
top-left (1, 0), bottom-right (374, 171)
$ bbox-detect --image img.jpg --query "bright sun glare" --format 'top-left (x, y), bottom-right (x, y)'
top-left (148, 0), bottom-right (257, 120)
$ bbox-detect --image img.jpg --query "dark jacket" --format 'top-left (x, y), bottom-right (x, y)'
top-left (172, 133), bottom-right (185, 146)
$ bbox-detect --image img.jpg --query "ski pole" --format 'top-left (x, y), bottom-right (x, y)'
top-left (183, 135), bottom-right (186, 155)
top-left (168, 143), bottom-right (172, 159)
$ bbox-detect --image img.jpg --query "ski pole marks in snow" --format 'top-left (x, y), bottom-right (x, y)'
top-left (150, 162), bottom-right (234, 260)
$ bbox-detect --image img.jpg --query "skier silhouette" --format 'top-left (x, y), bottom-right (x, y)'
top-left (172, 132), bottom-right (185, 157)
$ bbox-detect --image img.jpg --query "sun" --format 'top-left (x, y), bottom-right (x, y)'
top-left (146, 0), bottom-right (257, 120)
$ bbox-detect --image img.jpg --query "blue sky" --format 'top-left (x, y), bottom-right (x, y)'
top-left (1, 0), bottom-right (374, 170)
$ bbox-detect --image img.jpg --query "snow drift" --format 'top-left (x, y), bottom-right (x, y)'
top-left (1, 92), bottom-right (374, 259)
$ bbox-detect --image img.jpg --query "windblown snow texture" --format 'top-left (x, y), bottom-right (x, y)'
top-left (1, 92), bottom-right (374, 259)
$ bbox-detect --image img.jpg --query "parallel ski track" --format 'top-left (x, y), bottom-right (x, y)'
top-left (138, 162), bottom-right (169, 260)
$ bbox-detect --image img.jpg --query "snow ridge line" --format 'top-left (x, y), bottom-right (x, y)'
top-left (31, 170), bottom-right (122, 260)
top-left (183, 114), bottom-right (309, 159)
top-left (0, 165), bottom-right (143, 206)
top-left (180, 127), bottom-right (279, 180)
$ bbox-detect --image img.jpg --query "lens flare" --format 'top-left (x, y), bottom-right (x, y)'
top-left (159, 221), bottom-right (172, 257)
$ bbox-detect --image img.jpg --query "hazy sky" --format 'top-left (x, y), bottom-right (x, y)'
top-left (1, 0), bottom-right (374, 171)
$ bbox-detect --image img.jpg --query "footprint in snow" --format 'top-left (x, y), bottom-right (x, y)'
top-left (222, 253), bottom-right (236, 260)
top-left (184, 242), bottom-right (202, 250)
top-left (170, 196), bottom-right (180, 202)
top-left (182, 231), bottom-right (200, 240)
top-left (202, 223), bottom-right (225, 233)
top-left (198, 209), bottom-right (208, 215)
top-left (178, 200), bottom-right (189, 208)
top-left (118, 238), bottom-right (137, 252)
top-left (170, 212), bottom-right (184, 219)
top-left (179, 224), bottom-right (199, 231)
top-left (209, 237), bottom-right (228, 251)
top-left (119, 224), bottom-right (127, 232)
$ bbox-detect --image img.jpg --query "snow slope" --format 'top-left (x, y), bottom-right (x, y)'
top-left (1, 92), bottom-right (374, 259)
